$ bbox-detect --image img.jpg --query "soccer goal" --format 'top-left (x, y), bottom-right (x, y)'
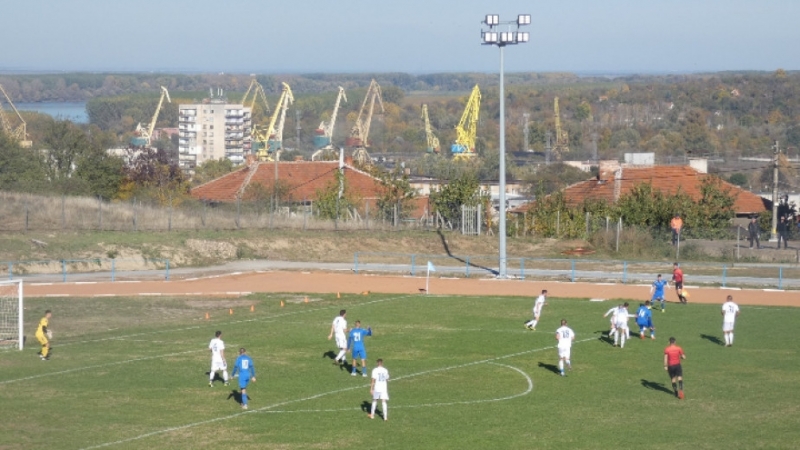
top-left (0, 280), bottom-right (23, 350)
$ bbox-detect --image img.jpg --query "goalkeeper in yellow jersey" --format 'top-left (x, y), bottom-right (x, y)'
top-left (35, 310), bottom-right (52, 361)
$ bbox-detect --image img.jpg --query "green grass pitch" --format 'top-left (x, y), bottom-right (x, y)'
top-left (2, 292), bottom-right (799, 449)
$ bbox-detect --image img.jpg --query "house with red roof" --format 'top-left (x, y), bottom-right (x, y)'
top-left (512, 165), bottom-right (770, 217)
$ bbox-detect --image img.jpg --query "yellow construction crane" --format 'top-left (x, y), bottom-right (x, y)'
top-left (451, 85), bottom-right (481, 159)
top-left (553, 97), bottom-right (569, 158)
top-left (421, 104), bottom-right (440, 153)
top-left (255, 82), bottom-right (293, 161)
top-left (312, 86), bottom-right (347, 161)
top-left (241, 77), bottom-right (270, 124)
top-left (132, 86), bottom-right (171, 147)
top-left (0, 84), bottom-right (32, 148)
top-left (346, 79), bottom-right (384, 166)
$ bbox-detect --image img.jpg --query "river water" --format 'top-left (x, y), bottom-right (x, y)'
top-left (15, 102), bottom-right (88, 123)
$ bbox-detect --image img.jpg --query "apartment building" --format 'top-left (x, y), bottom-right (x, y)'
top-left (178, 99), bottom-right (252, 170)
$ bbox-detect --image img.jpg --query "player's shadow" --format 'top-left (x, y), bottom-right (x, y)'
top-left (538, 362), bottom-right (561, 376)
top-left (700, 334), bottom-right (724, 346)
top-left (227, 389), bottom-right (243, 404)
top-left (641, 379), bottom-right (674, 396)
top-left (206, 372), bottom-right (227, 383)
top-left (360, 400), bottom-right (371, 413)
top-left (595, 330), bottom-right (614, 346)
top-left (322, 350), bottom-right (336, 360)
top-left (340, 361), bottom-right (354, 372)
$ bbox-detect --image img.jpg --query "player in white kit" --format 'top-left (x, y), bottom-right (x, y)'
top-left (328, 309), bottom-right (348, 365)
top-left (721, 295), bottom-right (740, 347)
top-left (603, 305), bottom-right (620, 339)
top-left (524, 290), bottom-right (548, 330)
top-left (208, 330), bottom-right (229, 387)
top-left (369, 358), bottom-right (390, 421)
top-left (613, 303), bottom-right (635, 348)
top-left (555, 319), bottom-right (575, 377)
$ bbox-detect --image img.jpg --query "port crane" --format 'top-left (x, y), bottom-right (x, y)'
top-left (254, 82), bottom-right (293, 161)
top-left (241, 77), bottom-right (270, 124)
top-left (553, 97), bottom-right (569, 158)
top-left (132, 86), bottom-right (171, 147)
top-left (311, 86), bottom-right (347, 161)
top-left (451, 85), bottom-right (481, 159)
top-left (0, 84), bottom-right (32, 148)
top-left (421, 104), bottom-right (440, 153)
top-left (346, 79), bottom-right (384, 166)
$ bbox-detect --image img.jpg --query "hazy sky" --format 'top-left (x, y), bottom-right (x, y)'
top-left (3, 0), bottom-right (799, 74)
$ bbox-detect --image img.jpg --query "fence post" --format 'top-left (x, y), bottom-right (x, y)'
top-left (394, 204), bottom-right (398, 228)
top-left (585, 212), bottom-right (590, 237)
top-left (236, 198), bottom-right (241, 229)
top-left (465, 257), bottom-right (470, 278)
top-left (623, 261), bottom-right (627, 284)
top-left (202, 200), bottom-right (207, 227)
top-left (62, 260), bottom-right (67, 283)
top-left (133, 198), bottom-right (138, 231)
top-left (303, 198), bottom-right (308, 231)
top-left (606, 216), bottom-right (609, 233)
top-left (61, 195), bottom-right (66, 230)
top-left (365, 201), bottom-right (370, 230)
top-left (736, 226), bottom-right (740, 260)
top-left (165, 259), bottom-right (170, 281)
top-left (779, 267), bottom-right (783, 289)
top-left (556, 210), bottom-right (560, 237)
top-left (571, 259), bottom-right (575, 282)
top-left (354, 252), bottom-right (359, 274)
top-left (25, 202), bottom-right (29, 232)
top-left (616, 217), bottom-right (621, 252)
top-left (722, 265), bottom-right (727, 288)
top-left (8, 262), bottom-right (12, 280)
top-left (520, 258), bottom-right (525, 281)
top-left (411, 254), bottom-right (415, 276)
top-left (112, 259), bottom-right (115, 282)
top-left (168, 202), bottom-right (173, 232)
top-left (98, 196), bottom-right (103, 230)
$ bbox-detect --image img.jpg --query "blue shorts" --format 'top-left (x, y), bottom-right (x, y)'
top-left (238, 376), bottom-right (251, 390)
top-left (651, 293), bottom-right (665, 301)
top-left (637, 319), bottom-right (653, 329)
top-left (352, 348), bottom-right (366, 359)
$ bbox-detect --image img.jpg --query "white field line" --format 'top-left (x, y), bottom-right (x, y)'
top-left (79, 338), bottom-right (592, 450)
top-left (54, 294), bottom-right (414, 348)
top-left (260, 362), bottom-right (533, 415)
top-left (0, 350), bottom-right (200, 385)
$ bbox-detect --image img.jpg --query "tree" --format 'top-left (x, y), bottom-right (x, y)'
top-left (727, 173), bottom-right (748, 187)
top-left (681, 110), bottom-right (714, 155)
top-left (75, 148), bottom-right (124, 200)
top-left (122, 148), bottom-right (189, 205)
top-left (430, 172), bottom-right (481, 227)
top-left (192, 158), bottom-right (236, 186)
top-left (375, 166), bottom-right (417, 221)
top-left (313, 169), bottom-right (357, 221)
top-left (0, 132), bottom-right (48, 192)
top-left (41, 119), bottom-right (90, 191)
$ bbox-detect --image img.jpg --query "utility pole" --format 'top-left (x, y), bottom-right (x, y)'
top-left (522, 113), bottom-right (530, 152)
top-left (771, 140), bottom-right (780, 242)
top-left (545, 130), bottom-right (552, 165)
top-left (592, 132), bottom-right (598, 165)
top-left (295, 110), bottom-right (302, 152)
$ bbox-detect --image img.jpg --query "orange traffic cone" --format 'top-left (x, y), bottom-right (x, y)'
top-left (280, 300), bottom-right (285, 307)
top-left (337, 292), bottom-right (341, 299)
top-left (250, 304), bottom-right (255, 312)
top-left (229, 308), bottom-right (233, 315)
top-left (304, 296), bottom-right (309, 303)
top-left (205, 312), bottom-right (210, 320)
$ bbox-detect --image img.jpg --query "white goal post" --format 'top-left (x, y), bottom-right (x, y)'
top-left (0, 280), bottom-right (23, 351)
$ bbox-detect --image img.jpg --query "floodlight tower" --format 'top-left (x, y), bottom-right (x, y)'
top-left (481, 13), bottom-right (530, 279)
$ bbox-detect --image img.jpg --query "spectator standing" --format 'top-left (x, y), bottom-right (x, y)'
top-left (777, 216), bottom-right (789, 249)
top-left (747, 216), bottom-right (761, 249)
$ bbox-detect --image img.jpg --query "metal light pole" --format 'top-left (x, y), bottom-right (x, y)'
top-left (770, 140), bottom-right (780, 241)
top-left (481, 14), bottom-right (530, 278)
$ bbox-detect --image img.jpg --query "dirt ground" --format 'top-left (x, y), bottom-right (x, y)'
top-left (26, 270), bottom-right (798, 307)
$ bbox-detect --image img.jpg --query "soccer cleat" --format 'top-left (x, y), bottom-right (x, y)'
top-left (651, 336), bottom-right (656, 340)
top-left (224, 382), bottom-right (229, 386)
top-left (368, 414), bottom-right (374, 419)
top-left (560, 371), bottom-right (565, 377)
top-left (209, 382), bottom-right (213, 387)
top-left (362, 373), bottom-right (368, 377)
top-left (678, 390), bottom-right (684, 400)
top-left (242, 404), bottom-right (248, 410)
top-left (351, 372), bottom-right (357, 376)
top-left (662, 309), bottom-right (665, 313)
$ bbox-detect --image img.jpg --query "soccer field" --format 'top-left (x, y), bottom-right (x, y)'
top-left (3, 292), bottom-right (799, 449)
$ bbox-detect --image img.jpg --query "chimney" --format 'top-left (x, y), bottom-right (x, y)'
top-left (614, 166), bottom-right (623, 202)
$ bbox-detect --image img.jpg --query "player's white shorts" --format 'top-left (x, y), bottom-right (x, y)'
top-left (211, 358), bottom-right (227, 372)
top-left (533, 306), bottom-right (543, 318)
top-left (615, 321), bottom-right (629, 330)
top-left (372, 390), bottom-right (389, 400)
top-left (558, 347), bottom-right (571, 359)
top-left (723, 321), bottom-right (735, 332)
top-left (335, 334), bottom-right (347, 349)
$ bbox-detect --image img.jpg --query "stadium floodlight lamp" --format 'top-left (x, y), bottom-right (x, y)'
top-left (482, 31), bottom-right (499, 44)
top-left (517, 32), bottom-right (530, 43)
top-left (485, 14), bottom-right (500, 26)
top-left (500, 32), bottom-right (515, 43)
top-left (517, 14), bottom-right (531, 26)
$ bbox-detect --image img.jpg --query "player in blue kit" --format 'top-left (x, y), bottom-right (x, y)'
top-left (231, 348), bottom-right (256, 410)
top-left (636, 301), bottom-right (655, 340)
top-left (650, 274), bottom-right (669, 312)
top-left (348, 321), bottom-right (372, 377)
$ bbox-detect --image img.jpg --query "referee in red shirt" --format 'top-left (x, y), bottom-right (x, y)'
top-left (664, 337), bottom-right (686, 399)
top-left (672, 262), bottom-right (687, 304)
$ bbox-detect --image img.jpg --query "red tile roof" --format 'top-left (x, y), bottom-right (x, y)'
top-left (512, 165), bottom-right (770, 215)
top-left (191, 161), bottom-right (389, 203)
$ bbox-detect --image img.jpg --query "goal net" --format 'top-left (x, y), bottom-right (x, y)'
top-left (0, 280), bottom-right (23, 350)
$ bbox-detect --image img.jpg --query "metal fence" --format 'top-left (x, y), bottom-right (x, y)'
top-left (353, 252), bottom-right (800, 290)
top-left (1, 258), bottom-right (171, 282)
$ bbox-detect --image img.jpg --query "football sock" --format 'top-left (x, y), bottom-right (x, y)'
top-left (679, 380), bottom-right (684, 390)
top-left (382, 401), bottom-right (387, 419)
top-left (363, 365), bottom-right (368, 374)
top-left (209, 372), bottom-right (215, 382)
top-left (336, 350), bottom-right (346, 361)
top-left (371, 401), bottom-right (377, 416)
top-left (620, 333), bottom-right (626, 348)
top-left (41, 346), bottom-right (49, 358)
top-left (531, 320), bottom-right (538, 329)
top-left (559, 360), bottom-right (564, 372)
top-left (242, 391), bottom-right (248, 406)
top-left (613, 330), bottom-right (619, 345)
top-left (566, 359), bottom-right (571, 369)
top-left (672, 382), bottom-right (677, 393)
top-left (222, 370), bottom-right (229, 382)
top-left (729, 333), bottom-right (734, 345)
